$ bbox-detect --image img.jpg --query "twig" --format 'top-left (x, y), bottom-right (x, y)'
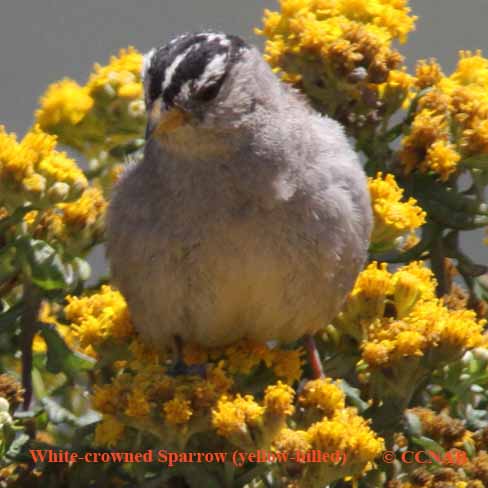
top-left (21, 283), bottom-right (41, 410)
top-left (430, 237), bottom-right (450, 297)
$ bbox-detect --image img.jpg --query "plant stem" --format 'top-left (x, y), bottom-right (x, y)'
top-left (21, 282), bottom-right (41, 409)
top-left (430, 237), bottom-right (450, 297)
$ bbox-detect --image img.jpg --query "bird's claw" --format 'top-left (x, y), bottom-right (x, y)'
top-left (167, 361), bottom-right (207, 378)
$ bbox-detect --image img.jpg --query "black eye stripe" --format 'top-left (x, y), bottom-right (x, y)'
top-left (144, 32), bottom-right (248, 108)
top-left (162, 40), bottom-right (229, 107)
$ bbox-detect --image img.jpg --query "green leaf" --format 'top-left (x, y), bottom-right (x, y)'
top-left (0, 301), bottom-right (23, 332)
top-left (461, 154), bottom-right (488, 170)
top-left (41, 396), bottom-right (79, 425)
top-left (39, 324), bottom-right (95, 377)
top-left (6, 433), bottom-right (30, 460)
top-left (0, 244), bottom-right (18, 281)
top-left (404, 411), bottom-right (423, 437)
top-left (474, 276), bottom-right (488, 302)
top-left (412, 435), bottom-right (446, 461)
top-left (73, 257), bottom-right (91, 282)
top-left (339, 379), bottom-right (369, 412)
top-left (16, 237), bottom-right (69, 290)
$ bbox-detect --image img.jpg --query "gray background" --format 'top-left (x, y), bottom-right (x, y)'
top-left (1, 0), bottom-right (487, 269)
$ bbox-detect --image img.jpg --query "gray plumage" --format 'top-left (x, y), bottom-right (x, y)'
top-left (106, 33), bottom-right (372, 349)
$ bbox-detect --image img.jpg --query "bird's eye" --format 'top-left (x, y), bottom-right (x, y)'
top-left (194, 82), bottom-right (222, 102)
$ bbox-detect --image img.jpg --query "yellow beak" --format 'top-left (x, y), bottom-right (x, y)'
top-left (146, 104), bottom-right (188, 140)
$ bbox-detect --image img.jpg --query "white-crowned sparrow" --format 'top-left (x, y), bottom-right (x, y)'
top-left (106, 32), bottom-right (372, 374)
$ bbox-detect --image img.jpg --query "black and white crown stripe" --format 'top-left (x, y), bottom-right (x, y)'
top-left (162, 44), bottom-right (200, 92)
top-left (142, 48), bottom-right (156, 81)
top-left (142, 32), bottom-right (248, 108)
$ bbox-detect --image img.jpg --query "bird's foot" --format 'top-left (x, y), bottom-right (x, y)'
top-left (167, 360), bottom-right (207, 378)
top-left (168, 334), bottom-right (206, 377)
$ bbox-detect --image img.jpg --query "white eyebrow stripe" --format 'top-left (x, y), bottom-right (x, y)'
top-left (201, 33), bottom-right (227, 43)
top-left (162, 45), bottom-right (198, 91)
top-left (194, 52), bottom-right (229, 90)
top-left (178, 80), bottom-right (192, 99)
top-left (142, 48), bottom-right (156, 79)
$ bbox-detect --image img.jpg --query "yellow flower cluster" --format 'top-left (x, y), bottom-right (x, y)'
top-left (213, 377), bottom-right (383, 483)
top-left (393, 447), bottom-right (488, 488)
top-left (401, 50), bottom-right (488, 180)
top-left (64, 285), bottom-right (133, 356)
top-left (336, 261), bottom-right (486, 368)
top-left (184, 339), bottom-right (303, 384)
top-left (36, 79), bottom-right (94, 130)
top-left (94, 415), bottom-right (125, 447)
top-left (212, 394), bottom-right (264, 438)
top-left (36, 47), bottom-right (145, 159)
top-left (307, 406), bottom-right (384, 463)
top-left (24, 186), bottom-right (107, 255)
top-left (0, 125), bottom-right (86, 211)
top-left (256, 0), bottom-right (417, 132)
top-left (33, 301), bottom-right (76, 354)
top-left (60, 286), bottom-right (306, 445)
top-left (368, 172), bottom-right (426, 250)
top-left (408, 407), bottom-right (468, 449)
top-left (298, 377), bottom-right (345, 417)
top-left (71, 283), bottom-right (382, 485)
top-left (264, 381), bottom-right (296, 416)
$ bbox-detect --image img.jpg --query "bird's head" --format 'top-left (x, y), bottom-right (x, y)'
top-left (142, 32), bottom-right (263, 153)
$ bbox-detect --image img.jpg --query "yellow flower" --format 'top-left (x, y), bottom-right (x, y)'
top-left (361, 338), bottom-right (395, 366)
top-left (273, 427), bottom-right (311, 453)
top-left (423, 140), bottom-right (461, 181)
top-left (408, 407), bottom-right (467, 449)
top-left (20, 127), bottom-right (57, 159)
top-left (401, 50), bottom-right (488, 176)
top-left (22, 174), bottom-right (46, 194)
top-left (307, 407), bottom-right (384, 471)
top-left (337, 260), bottom-right (486, 369)
top-left (451, 50), bottom-right (488, 88)
top-left (467, 119), bottom-right (488, 152)
top-left (163, 396), bottom-right (193, 425)
top-left (205, 361), bottom-right (233, 394)
top-left (256, 0), bottom-right (416, 133)
top-left (438, 308), bottom-right (485, 349)
top-left (92, 383), bottom-right (126, 414)
top-left (33, 302), bottom-right (76, 354)
top-left (368, 172), bottom-right (426, 249)
top-left (212, 394), bottom-right (264, 437)
top-left (234, 394), bottom-right (265, 426)
top-left (271, 348), bottom-right (304, 383)
top-left (36, 47), bottom-right (145, 161)
top-left (338, 262), bottom-right (392, 331)
top-left (225, 339), bottom-right (273, 374)
top-left (0, 125), bottom-right (86, 209)
top-left (212, 396), bottom-right (247, 438)
top-left (298, 378), bottom-right (345, 417)
top-left (264, 381), bottom-right (295, 416)
top-left (415, 59), bottom-right (444, 89)
top-left (125, 388), bottom-right (152, 417)
top-left (36, 79), bottom-right (94, 130)
top-left (37, 150), bottom-right (86, 190)
top-left (59, 186), bottom-right (107, 231)
top-left (379, 68), bottom-right (416, 111)
top-left (400, 109), bottom-right (449, 177)
top-left (394, 330), bottom-right (426, 356)
top-left (87, 47), bottom-right (143, 97)
top-left (392, 261), bottom-right (436, 316)
top-left (94, 415), bottom-right (125, 447)
top-left (65, 285), bottom-right (133, 355)
top-left (118, 82), bottom-right (143, 99)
